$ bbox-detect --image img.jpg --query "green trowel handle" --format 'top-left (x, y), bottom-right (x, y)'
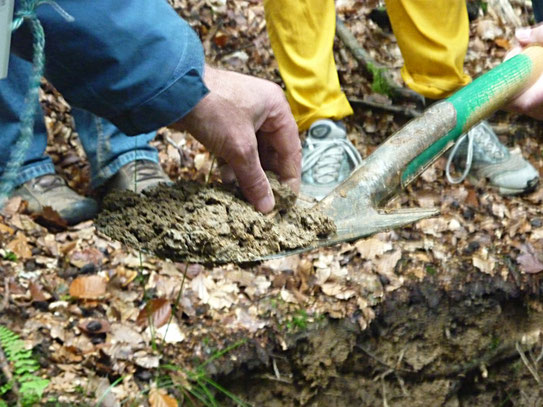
top-left (401, 46), bottom-right (543, 187)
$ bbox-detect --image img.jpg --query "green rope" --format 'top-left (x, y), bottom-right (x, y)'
top-left (0, 0), bottom-right (73, 209)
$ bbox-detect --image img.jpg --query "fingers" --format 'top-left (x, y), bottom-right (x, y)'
top-left (516, 25), bottom-right (543, 45)
top-left (224, 137), bottom-right (275, 213)
top-left (175, 66), bottom-right (301, 213)
top-left (257, 90), bottom-right (302, 193)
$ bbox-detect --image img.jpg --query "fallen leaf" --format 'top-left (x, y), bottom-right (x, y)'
top-left (416, 218), bottom-right (449, 237)
top-left (194, 153), bottom-right (208, 171)
top-left (234, 308), bottom-right (267, 333)
top-left (32, 206), bottom-right (68, 231)
top-left (517, 244), bottom-right (543, 274)
top-left (213, 31), bottom-right (229, 47)
top-left (465, 187), bottom-right (479, 208)
top-left (136, 298), bottom-right (172, 329)
top-left (134, 351), bottom-right (161, 369)
top-left (6, 231), bottom-right (32, 259)
top-left (29, 282), bottom-right (51, 302)
top-left (95, 377), bottom-right (120, 407)
top-left (375, 249), bottom-right (402, 275)
top-left (473, 249), bottom-right (496, 275)
top-left (154, 319), bottom-right (185, 343)
top-left (191, 273), bottom-right (209, 303)
top-left (517, 253), bottom-right (543, 274)
top-left (494, 37), bottom-right (510, 49)
top-left (113, 265), bottom-right (138, 287)
top-left (0, 223), bottom-right (14, 235)
top-left (208, 281), bottom-right (238, 310)
top-left (149, 388), bottom-right (178, 407)
top-left (70, 247), bottom-right (104, 268)
top-left (110, 323), bottom-right (144, 346)
top-left (69, 275), bottom-right (108, 299)
top-left (476, 19), bottom-right (503, 40)
top-left (355, 237), bottom-right (392, 259)
top-left (1, 196), bottom-right (24, 216)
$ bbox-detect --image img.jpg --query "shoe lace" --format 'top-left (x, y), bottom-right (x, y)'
top-left (129, 161), bottom-right (165, 183)
top-left (33, 174), bottom-right (67, 193)
top-left (302, 138), bottom-right (362, 184)
top-left (445, 132), bottom-right (474, 184)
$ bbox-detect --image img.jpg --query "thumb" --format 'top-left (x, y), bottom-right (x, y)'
top-left (515, 25), bottom-right (543, 45)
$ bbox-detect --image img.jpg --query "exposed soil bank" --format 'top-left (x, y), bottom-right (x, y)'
top-left (96, 178), bottom-right (335, 264)
top-left (217, 271), bottom-right (543, 406)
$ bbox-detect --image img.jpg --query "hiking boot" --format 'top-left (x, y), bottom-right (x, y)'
top-left (104, 160), bottom-right (172, 194)
top-left (301, 119), bottom-right (363, 200)
top-left (447, 120), bottom-right (539, 195)
top-left (12, 174), bottom-right (98, 225)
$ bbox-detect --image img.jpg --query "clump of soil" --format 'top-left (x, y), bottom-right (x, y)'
top-left (96, 176), bottom-right (335, 264)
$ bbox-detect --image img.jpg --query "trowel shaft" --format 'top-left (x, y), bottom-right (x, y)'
top-left (317, 46), bottom-right (543, 221)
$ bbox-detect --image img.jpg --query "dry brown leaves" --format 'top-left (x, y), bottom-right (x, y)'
top-left (136, 298), bottom-right (172, 329)
top-left (149, 388), bottom-right (178, 407)
top-left (69, 275), bottom-right (107, 299)
top-left (0, 1), bottom-right (541, 405)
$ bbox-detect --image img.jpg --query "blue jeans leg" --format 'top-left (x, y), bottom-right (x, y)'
top-left (72, 109), bottom-right (159, 188)
top-left (0, 55), bottom-right (55, 186)
top-left (534, 0), bottom-right (543, 23)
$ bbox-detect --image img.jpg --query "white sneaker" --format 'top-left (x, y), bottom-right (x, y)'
top-left (301, 119), bottom-right (362, 200)
top-left (446, 121), bottom-right (539, 195)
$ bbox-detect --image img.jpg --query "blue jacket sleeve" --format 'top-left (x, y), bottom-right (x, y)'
top-left (12, 0), bottom-right (209, 135)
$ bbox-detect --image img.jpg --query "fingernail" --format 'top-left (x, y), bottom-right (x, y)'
top-left (516, 28), bottom-right (531, 41)
top-left (258, 192), bottom-right (275, 213)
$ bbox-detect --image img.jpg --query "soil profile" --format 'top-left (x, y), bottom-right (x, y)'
top-left (96, 177), bottom-right (335, 264)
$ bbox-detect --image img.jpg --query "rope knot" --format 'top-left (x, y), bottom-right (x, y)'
top-left (0, 0), bottom-right (74, 208)
top-left (11, 0), bottom-right (74, 31)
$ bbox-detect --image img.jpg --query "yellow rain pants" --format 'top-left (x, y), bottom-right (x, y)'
top-left (264, 0), bottom-right (472, 131)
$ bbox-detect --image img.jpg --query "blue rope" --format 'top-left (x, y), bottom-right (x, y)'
top-left (0, 0), bottom-right (73, 209)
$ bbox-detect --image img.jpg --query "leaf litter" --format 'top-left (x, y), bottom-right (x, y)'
top-left (1, 0), bottom-right (543, 405)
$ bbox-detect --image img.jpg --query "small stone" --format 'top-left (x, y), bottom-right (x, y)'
top-left (135, 369), bottom-right (153, 382)
top-left (86, 320), bottom-right (103, 333)
top-left (531, 218), bottom-right (542, 228)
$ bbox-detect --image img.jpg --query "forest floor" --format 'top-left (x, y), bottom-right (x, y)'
top-left (2, 1), bottom-right (543, 406)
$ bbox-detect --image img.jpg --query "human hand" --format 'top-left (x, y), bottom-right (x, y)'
top-left (506, 25), bottom-right (543, 120)
top-left (173, 65), bottom-right (301, 213)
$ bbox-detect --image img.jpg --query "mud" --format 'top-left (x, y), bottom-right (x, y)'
top-left (96, 176), bottom-right (335, 264)
top-left (216, 272), bottom-right (543, 406)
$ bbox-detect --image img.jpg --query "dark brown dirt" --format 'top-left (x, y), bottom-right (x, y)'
top-left (215, 271), bottom-right (543, 407)
top-left (96, 176), bottom-right (335, 264)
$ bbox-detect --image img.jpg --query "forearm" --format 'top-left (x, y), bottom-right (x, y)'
top-left (11, 0), bottom-right (209, 135)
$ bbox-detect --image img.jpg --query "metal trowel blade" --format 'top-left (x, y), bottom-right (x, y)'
top-left (246, 206), bottom-right (438, 262)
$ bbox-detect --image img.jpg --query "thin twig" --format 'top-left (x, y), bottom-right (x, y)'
top-left (516, 342), bottom-right (542, 385)
top-left (535, 346), bottom-right (543, 364)
top-left (165, 134), bottom-right (184, 166)
top-left (348, 97), bottom-right (422, 118)
top-left (205, 156), bottom-right (216, 185)
top-left (272, 358), bottom-right (281, 380)
top-left (356, 344), bottom-right (415, 374)
top-left (2, 278), bottom-right (9, 311)
top-left (255, 373), bottom-right (293, 384)
top-left (381, 376), bottom-right (389, 407)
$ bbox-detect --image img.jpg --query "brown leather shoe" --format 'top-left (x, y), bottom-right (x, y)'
top-left (12, 174), bottom-right (99, 225)
top-left (104, 160), bottom-right (172, 194)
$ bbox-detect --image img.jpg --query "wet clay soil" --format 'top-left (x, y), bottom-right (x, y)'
top-left (216, 272), bottom-right (543, 407)
top-left (96, 177), bottom-right (335, 264)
